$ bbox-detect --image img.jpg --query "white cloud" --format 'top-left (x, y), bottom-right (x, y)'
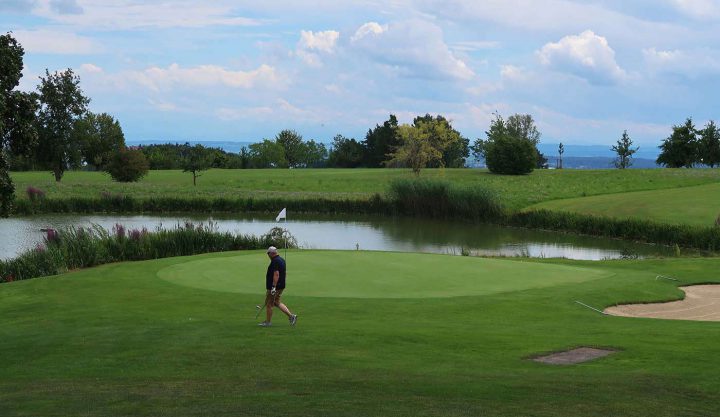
top-left (537, 30), bottom-right (626, 84)
top-left (450, 40), bottom-right (500, 52)
top-left (669, 0), bottom-right (720, 19)
top-left (500, 65), bottom-right (530, 82)
top-left (643, 47), bottom-right (720, 76)
top-left (351, 22), bottom-right (387, 41)
top-left (12, 29), bottom-right (98, 54)
top-left (79, 63), bottom-right (103, 74)
top-left (350, 19), bottom-right (474, 80)
top-left (298, 30), bottom-right (339, 53)
top-left (125, 63), bottom-right (282, 92)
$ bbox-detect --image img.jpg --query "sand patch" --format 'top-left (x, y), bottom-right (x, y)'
top-left (532, 347), bottom-right (616, 365)
top-left (605, 285), bottom-right (720, 321)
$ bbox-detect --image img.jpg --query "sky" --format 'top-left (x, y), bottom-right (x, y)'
top-left (2, 0), bottom-right (720, 147)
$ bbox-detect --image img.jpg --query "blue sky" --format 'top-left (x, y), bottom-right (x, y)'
top-left (2, 0), bottom-right (720, 147)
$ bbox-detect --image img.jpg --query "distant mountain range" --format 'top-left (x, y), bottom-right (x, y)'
top-left (128, 140), bottom-right (661, 169)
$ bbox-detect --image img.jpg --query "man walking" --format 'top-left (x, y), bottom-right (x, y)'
top-left (259, 246), bottom-right (298, 327)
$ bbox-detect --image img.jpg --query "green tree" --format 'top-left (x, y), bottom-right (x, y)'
top-left (558, 142), bottom-right (564, 169)
top-left (699, 121), bottom-right (720, 168)
top-left (612, 130), bottom-right (638, 169)
top-left (180, 143), bottom-right (213, 185)
top-left (385, 123), bottom-right (442, 175)
top-left (105, 147), bottom-right (149, 182)
top-left (328, 135), bottom-right (364, 168)
top-left (275, 129), bottom-right (304, 168)
top-left (657, 118), bottom-right (699, 168)
top-left (472, 113), bottom-right (537, 175)
top-left (248, 139), bottom-right (287, 168)
top-left (36, 68), bottom-right (89, 181)
top-left (1, 33), bottom-right (38, 216)
top-left (301, 139), bottom-right (328, 168)
top-left (363, 115), bottom-right (399, 167)
top-left (412, 114), bottom-right (469, 168)
top-left (505, 113), bottom-right (545, 168)
top-left (72, 112), bottom-right (125, 170)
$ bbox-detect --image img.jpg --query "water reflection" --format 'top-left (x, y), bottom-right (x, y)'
top-left (0, 213), bottom-right (676, 261)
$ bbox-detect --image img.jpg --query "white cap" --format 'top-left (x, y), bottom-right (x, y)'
top-left (267, 246), bottom-right (278, 254)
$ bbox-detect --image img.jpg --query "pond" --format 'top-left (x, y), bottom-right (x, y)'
top-left (0, 213), bottom-right (677, 261)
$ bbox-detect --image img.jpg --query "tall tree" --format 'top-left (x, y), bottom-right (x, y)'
top-left (72, 112), bottom-right (125, 170)
top-left (301, 139), bottom-right (328, 168)
top-left (657, 118), bottom-right (699, 168)
top-left (327, 135), bottom-right (364, 168)
top-left (699, 120), bottom-right (720, 168)
top-left (612, 130), bottom-right (638, 169)
top-left (1, 33), bottom-right (38, 216)
top-left (36, 68), bottom-right (89, 181)
top-left (505, 113), bottom-right (544, 168)
top-left (558, 142), bottom-right (564, 169)
top-left (363, 114), bottom-right (399, 167)
top-left (275, 129), bottom-right (304, 168)
top-left (180, 143), bottom-right (212, 186)
top-left (385, 123), bottom-right (441, 175)
top-left (472, 113), bottom-right (537, 175)
top-left (248, 139), bottom-right (287, 168)
top-left (412, 114), bottom-right (469, 168)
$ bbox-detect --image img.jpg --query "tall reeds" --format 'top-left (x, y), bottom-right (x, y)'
top-left (0, 222), bottom-right (295, 283)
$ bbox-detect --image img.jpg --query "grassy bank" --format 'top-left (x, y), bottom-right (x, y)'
top-left (529, 182), bottom-right (720, 227)
top-left (1, 250), bottom-right (719, 416)
top-left (11, 168), bottom-right (720, 210)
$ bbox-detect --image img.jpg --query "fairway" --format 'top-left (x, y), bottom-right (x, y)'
top-left (529, 182), bottom-right (720, 226)
top-left (158, 250), bottom-right (612, 298)
top-left (2, 251), bottom-right (720, 416)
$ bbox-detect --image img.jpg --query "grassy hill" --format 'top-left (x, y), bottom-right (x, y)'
top-left (11, 168), bottom-right (720, 211)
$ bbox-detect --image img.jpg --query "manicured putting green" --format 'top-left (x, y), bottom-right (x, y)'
top-left (157, 250), bottom-right (613, 298)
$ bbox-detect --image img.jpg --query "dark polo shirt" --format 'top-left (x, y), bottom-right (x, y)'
top-left (266, 255), bottom-right (286, 290)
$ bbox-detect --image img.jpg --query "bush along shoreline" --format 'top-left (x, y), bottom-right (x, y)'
top-left (7, 178), bottom-right (720, 252)
top-left (0, 222), bottom-right (297, 283)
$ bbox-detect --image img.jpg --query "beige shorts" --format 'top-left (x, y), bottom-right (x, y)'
top-left (265, 289), bottom-right (283, 307)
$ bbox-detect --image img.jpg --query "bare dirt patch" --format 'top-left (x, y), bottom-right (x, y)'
top-left (605, 285), bottom-right (720, 321)
top-left (532, 347), bottom-right (616, 365)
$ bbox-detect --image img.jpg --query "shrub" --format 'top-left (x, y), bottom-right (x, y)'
top-left (105, 148), bottom-right (149, 182)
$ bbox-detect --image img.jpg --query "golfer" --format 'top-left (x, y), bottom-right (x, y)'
top-left (259, 246), bottom-right (298, 327)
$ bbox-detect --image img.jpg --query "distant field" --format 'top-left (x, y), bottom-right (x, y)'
top-left (11, 168), bottom-right (720, 210)
top-left (2, 250), bottom-right (719, 416)
top-left (529, 182), bottom-right (720, 227)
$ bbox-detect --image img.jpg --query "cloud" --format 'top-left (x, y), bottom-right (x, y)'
top-left (125, 63), bottom-right (283, 92)
top-left (643, 47), bottom-right (720, 77)
top-left (669, 0), bottom-right (720, 19)
top-left (79, 63), bottom-right (103, 74)
top-left (537, 30), bottom-right (626, 84)
top-left (148, 98), bottom-right (178, 112)
top-left (50, 0), bottom-right (82, 14)
top-left (295, 30), bottom-right (340, 66)
top-left (351, 22), bottom-right (387, 42)
top-left (12, 29), bottom-right (98, 54)
top-left (298, 30), bottom-right (339, 53)
top-left (450, 41), bottom-right (500, 52)
top-left (350, 19), bottom-right (474, 80)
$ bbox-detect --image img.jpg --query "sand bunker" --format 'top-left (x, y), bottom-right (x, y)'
top-left (605, 285), bottom-right (720, 321)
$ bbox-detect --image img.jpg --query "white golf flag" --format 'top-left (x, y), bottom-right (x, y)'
top-left (275, 208), bottom-right (287, 222)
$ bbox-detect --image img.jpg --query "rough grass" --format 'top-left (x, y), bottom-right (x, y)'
top-left (528, 182), bottom-right (720, 227)
top-left (11, 168), bottom-right (720, 210)
top-left (1, 250), bottom-right (720, 416)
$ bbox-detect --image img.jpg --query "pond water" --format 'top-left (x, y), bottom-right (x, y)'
top-left (0, 213), bottom-right (677, 261)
